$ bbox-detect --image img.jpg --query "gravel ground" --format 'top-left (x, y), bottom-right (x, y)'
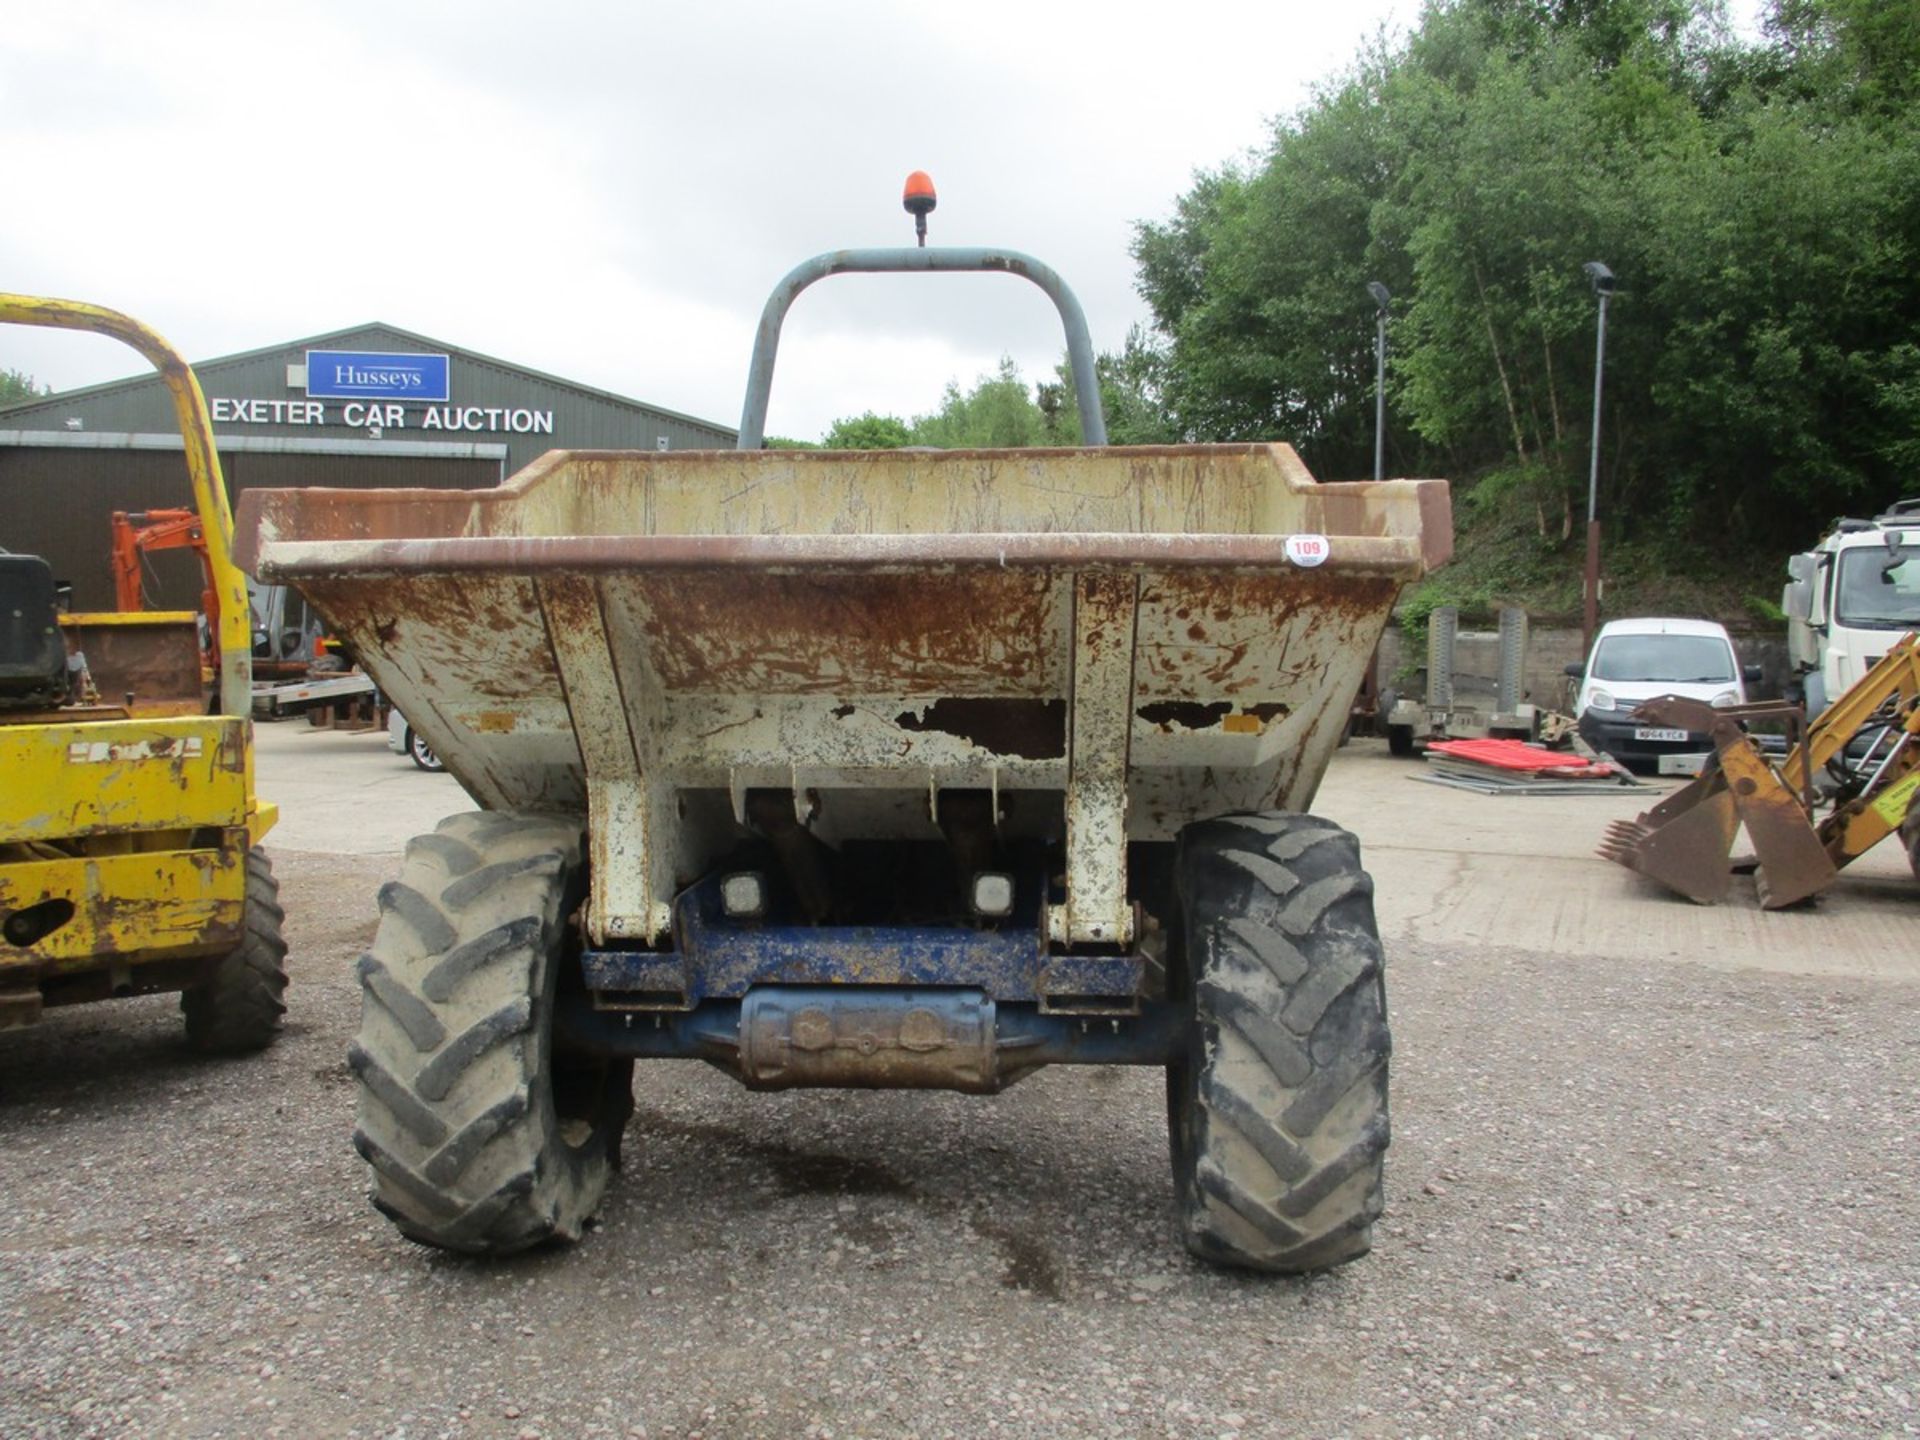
top-left (2, 845), bottom-right (1918, 1439)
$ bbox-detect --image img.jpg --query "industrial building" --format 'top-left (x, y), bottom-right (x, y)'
top-left (0, 323), bottom-right (734, 609)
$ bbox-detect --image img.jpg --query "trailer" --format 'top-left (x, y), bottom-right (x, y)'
top-left (251, 669), bottom-right (376, 718)
top-left (1383, 605), bottom-right (1538, 755)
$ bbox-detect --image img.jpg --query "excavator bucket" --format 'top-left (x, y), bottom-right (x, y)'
top-left (1606, 639), bottom-right (1920, 908)
top-left (1598, 696), bottom-right (1835, 909)
top-left (1715, 735), bottom-right (1837, 908)
top-left (1597, 777), bottom-right (1739, 904)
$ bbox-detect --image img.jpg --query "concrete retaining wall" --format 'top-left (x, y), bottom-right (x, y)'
top-left (1374, 620), bottom-right (1789, 714)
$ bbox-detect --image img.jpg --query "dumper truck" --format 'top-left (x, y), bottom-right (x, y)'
top-left (238, 213), bottom-right (1451, 1271)
top-left (1, 296), bottom-right (286, 1047)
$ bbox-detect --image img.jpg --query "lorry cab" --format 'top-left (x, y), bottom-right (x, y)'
top-left (1785, 499), bottom-right (1920, 715)
top-left (1565, 617), bottom-right (1757, 772)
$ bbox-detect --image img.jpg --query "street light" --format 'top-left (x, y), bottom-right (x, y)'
top-left (1367, 281), bottom-right (1391, 482)
top-left (1581, 261), bottom-right (1615, 652)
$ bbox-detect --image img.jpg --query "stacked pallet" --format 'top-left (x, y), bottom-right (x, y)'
top-left (1414, 738), bottom-right (1649, 795)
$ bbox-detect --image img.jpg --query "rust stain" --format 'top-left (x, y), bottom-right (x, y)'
top-left (303, 576), bottom-right (563, 703)
top-left (58, 617), bottom-right (203, 710)
top-left (636, 569), bottom-right (1059, 696)
top-left (1199, 642), bottom-right (1251, 689)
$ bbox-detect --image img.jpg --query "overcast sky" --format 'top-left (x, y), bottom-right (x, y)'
top-left (4, 1), bottom-right (1433, 440)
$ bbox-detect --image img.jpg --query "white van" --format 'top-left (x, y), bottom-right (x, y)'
top-left (1563, 618), bottom-right (1759, 772)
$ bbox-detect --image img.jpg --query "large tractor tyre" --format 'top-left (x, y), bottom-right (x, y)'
top-left (182, 848), bottom-right (289, 1052)
top-left (1166, 812), bottom-right (1391, 1273)
top-left (349, 811), bottom-right (633, 1255)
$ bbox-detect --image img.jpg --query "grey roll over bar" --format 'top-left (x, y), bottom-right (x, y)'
top-left (736, 247), bottom-right (1109, 449)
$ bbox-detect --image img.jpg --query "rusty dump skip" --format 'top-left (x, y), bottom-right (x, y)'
top-left (239, 442), bottom-right (1450, 946)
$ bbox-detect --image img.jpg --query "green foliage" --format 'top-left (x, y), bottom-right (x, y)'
top-left (0, 368), bottom-right (45, 406)
top-left (1396, 470), bottom-right (1587, 660)
top-left (820, 413), bottom-right (909, 449)
top-left (1135, 67), bottom-right (1398, 471)
top-left (1045, 327), bottom-right (1183, 446)
top-left (821, 349), bottom-right (1163, 451)
top-left (764, 434), bottom-right (819, 449)
top-left (1868, 344), bottom-right (1920, 470)
top-left (1133, 0), bottom-right (1920, 561)
top-left (908, 358), bottom-right (1047, 449)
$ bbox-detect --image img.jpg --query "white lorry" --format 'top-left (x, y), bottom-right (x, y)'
top-left (1783, 499), bottom-right (1920, 716)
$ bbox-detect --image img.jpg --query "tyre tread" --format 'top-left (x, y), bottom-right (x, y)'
top-left (181, 850), bottom-right (289, 1053)
top-left (1168, 812), bottom-right (1391, 1273)
top-left (350, 811), bottom-right (620, 1255)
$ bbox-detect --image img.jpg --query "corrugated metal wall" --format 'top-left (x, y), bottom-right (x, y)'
top-left (0, 447), bottom-right (497, 611)
top-left (0, 321), bottom-right (735, 611)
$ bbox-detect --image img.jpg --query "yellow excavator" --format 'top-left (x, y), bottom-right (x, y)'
top-left (0, 296), bottom-right (285, 1047)
top-left (1600, 632), bottom-right (1920, 907)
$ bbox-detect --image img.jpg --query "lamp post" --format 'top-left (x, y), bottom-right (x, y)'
top-left (1581, 261), bottom-right (1615, 653)
top-left (1367, 281), bottom-right (1391, 482)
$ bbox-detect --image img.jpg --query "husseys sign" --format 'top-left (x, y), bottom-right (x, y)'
top-left (209, 349), bottom-right (555, 434)
top-left (307, 350), bottom-right (449, 401)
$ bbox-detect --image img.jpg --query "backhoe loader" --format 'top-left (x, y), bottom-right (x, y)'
top-left (1600, 632), bottom-right (1920, 906)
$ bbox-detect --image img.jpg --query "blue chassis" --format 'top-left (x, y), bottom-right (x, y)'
top-left (567, 874), bottom-right (1183, 1077)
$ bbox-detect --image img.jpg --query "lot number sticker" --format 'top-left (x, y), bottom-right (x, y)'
top-left (1285, 533), bottom-right (1331, 567)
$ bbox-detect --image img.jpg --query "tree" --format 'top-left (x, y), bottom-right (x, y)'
top-left (1043, 328), bottom-right (1182, 446)
top-left (821, 344), bottom-right (1173, 452)
top-left (0, 368), bottom-right (45, 406)
top-left (1134, 61), bottom-right (1402, 477)
top-left (1131, 0), bottom-right (1920, 555)
top-left (821, 412), bottom-right (910, 449)
top-left (907, 358), bottom-right (1047, 449)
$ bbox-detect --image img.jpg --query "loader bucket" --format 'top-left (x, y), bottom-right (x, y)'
top-left (1598, 696), bottom-right (1836, 909)
top-left (1597, 780), bottom-right (1739, 904)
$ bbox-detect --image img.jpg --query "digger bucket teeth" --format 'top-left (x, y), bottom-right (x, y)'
top-left (1597, 717), bottom-right (1841, 909)
top-left (1601, 637), bottom-right (1920, 910)
top-left (1598, 787), bottom-right (1739, 904)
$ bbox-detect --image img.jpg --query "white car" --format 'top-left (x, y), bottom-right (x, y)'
top-left (386, 707), bottom-right (445, 772)
top-left (1563, 618), bottom-right (1761, 772)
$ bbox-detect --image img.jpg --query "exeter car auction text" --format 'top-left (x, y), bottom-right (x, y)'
top-left (210, 398), bottom-right (555, 433)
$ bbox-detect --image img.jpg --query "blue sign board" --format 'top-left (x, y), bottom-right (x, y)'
top-left (305, 350), bottom-right (450, 402)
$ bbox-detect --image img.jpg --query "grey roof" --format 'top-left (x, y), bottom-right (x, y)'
top-left (0, 321), bottom-right (735, 439)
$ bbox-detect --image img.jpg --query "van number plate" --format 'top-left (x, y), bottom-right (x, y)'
top-left (1634, 727), bottom-right (1688, 742)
